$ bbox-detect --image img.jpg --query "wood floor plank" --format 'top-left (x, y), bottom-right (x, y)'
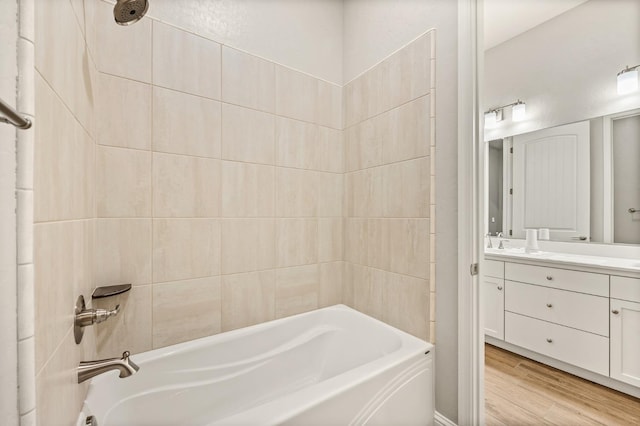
top-left (485, 344), bottom-right (640, 426)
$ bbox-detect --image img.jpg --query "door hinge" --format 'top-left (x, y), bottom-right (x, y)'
top-left (470, 263), bottom-right (479, 276)
top-left (509, 230), bottom-right (513, 236)
top-left (510, 147), bottom-right (513, 154)
top-left (509, 188), bottom-right (513, 195)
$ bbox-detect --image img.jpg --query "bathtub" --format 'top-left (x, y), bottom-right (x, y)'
top-left (78, 304), bottom-right (434, 425)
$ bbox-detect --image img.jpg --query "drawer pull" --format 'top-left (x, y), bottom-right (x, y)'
top-left (497, 286), bottom-right (503, 290)
top-left (546, 303), bottom-right (553, 308)
top-left (546, 338), bottom-right (553, 343)
top-left (546, 276), bottom-right (553, 281)
top-left (612, 310), bottom-right (619, 315)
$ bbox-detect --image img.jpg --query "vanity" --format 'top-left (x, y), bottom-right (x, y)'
top-left (481, 0), bottom-right (640, 400)
top-left (483, 247), bottom-right (640, 398)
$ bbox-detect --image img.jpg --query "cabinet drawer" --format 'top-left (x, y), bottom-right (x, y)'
top-left (611, 276), bottom-right (640, 304)
top-left (505, 281), bottom-right (609, 336)
top-left (505, 312), bottom-right (609, 376)
top-left (484, 260), bottom-right (504, 279)
top-left (505, 263), bottom-right (609, 297)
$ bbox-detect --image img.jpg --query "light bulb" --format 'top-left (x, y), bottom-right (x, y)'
top-left (512, 102), bottom-right (526, 121)
top-left (617, 68), bottom-right (638, 95)
top-left (484, 111), bottom-right (497, 128)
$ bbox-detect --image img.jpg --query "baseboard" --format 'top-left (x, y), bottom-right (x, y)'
top-left (435, 411), bottom-right (457, 426)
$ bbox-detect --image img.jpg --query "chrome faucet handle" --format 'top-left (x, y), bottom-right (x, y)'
top-left (498, 239), bottom-right (510, 249)
top-left (485, 233), bottom-right (493, 248)
top-left (74, 295), bottom-right (121, 344)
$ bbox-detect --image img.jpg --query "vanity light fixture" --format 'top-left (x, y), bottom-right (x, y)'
top-left (617, 65), bottom-right (639, 95)
top-left (484, 100), bottom-right (526, 127)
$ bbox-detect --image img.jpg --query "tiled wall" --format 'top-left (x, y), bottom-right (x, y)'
top-left (33, 0), bottom-right (98, 425)
top-left (29, 2), bottom-right (435, 425)
top-left (342, 32), bottom-right (436, 342)
top-left (90, 1), bottom-right (344, 358)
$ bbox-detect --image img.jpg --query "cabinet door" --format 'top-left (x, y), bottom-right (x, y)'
top-left (482, 276), bottom-right (504, 340)
top-left (610, 299), bottom-right (640, 387)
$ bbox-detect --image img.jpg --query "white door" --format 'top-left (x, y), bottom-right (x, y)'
top-left (610, 298), bottom-right (640, 387)
top-left (612, 114), bottom-right (640, 244)
top-left (512, 121), bottom-right (590, 241)
top-left (481, 276), bottom-right (504, 340)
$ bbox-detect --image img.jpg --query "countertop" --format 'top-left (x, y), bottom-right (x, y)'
top-left (484, 247), bottom-right (640, 277)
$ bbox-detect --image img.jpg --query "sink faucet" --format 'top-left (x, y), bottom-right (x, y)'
top-left (78, 351), bottom-right (139, 383)
top-left (486, 233), bottom-right (493, 248)
top-left (497, 232), bottom-right (510, 249)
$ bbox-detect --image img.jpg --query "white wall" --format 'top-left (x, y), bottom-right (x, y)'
top-left (484, 0), bottom-right (640, 141)
top-left (147, 0), bottom-right (343, 84)
top-left (343, 0), bottom-right (437, 83)
top-left (344, 0), bottom-right (460, 421)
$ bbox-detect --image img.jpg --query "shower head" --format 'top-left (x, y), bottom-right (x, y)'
top-left (113, 0), bottom-right (149, 26)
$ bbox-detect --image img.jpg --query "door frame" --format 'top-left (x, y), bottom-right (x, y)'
top-left (603, 108), bottom-right (640, 243)
top-left (457, 0), bottom-right (484, 424)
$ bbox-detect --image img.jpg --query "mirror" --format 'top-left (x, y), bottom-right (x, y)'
top-left (483, 0), bottom-right (640, 244)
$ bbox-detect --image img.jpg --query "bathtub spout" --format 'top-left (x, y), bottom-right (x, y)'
top-left (78, 351), bottom-right (139, 383)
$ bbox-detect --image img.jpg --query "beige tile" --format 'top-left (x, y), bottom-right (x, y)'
top-left (381, 96), bottom-right (430, 164)
top-left (319, 262), bottom-right (343, 308)
top-left (221, 103), bottom-right (275, 164)
top-left (316, 126), bottom-right (344, 173)
top-left (367, 219), bottom-right (390, 270)
top-left (95, 219), bottom-right (152, 287)
top-left (221, 47), bottom-right (275, 112)
top-left (221, 161), bottom-right (274, 217)
top-left (220, 219), bottom-right (275, 274)
top-left (221, 271), bottom-right (275, 331)
top-left (96, 146), bottom-right (151, 218)
top-left (354, 266), bottom-right (383, 320)
top-left (381, 32), bottom-right (430, 111)
top-left (34, 76), bottom-right (94, 222)
top-left (343, 77), bottom-right (364, 128)
top-left (383, 157), bottom-right (430, 218)
top-left (152, 277), bottom-right (221, 348)
top-left (152, 153), bottom-right (220, 218)
top-left (95, 285), bottom-right (152, 359)
top-left (388, 219), bottom-right (429, 279)
top-left (276, 168), bottom-right (317, 217)
top-left (96, 72), bottom-right (151, 150)
top-left (153, 21), bottom-right (221, 99)
top-left (276, 219), bottom-right (318, 268)
top-left (153, 219), bottom-right (221, 283)
top-left (36, 329), bottom-right (87, 426)
top-left (94, 0), bottom-right (151, 82)
top-left (153, 87), bottom-right (221, 158)
top-left (318, 218), bottom-right (343, 263)
top-left (34, 220), bottom-right (92, 372)
top-left (275, 65), bottom-right (340, 129)
top-left (317, 172), bottom-right (343, 217)
top-left (345, 118), bottom-right (383, 172)
top-left (342, 263), bottom-right (356, 307)
top-left (345, 168), bottom-right (384, 218)
top-left (35, 0), bottom-right (86, 121)
top-left (383, 272), bottom-right (429, 341)
top-left (275, 265), bottom-right (319, 318)
top-left (344, 218), bottom-right (368, 265)
top-left (275, 117), bottom-right (317, 170)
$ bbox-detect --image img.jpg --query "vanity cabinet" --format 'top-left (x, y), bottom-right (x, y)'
top-left (484, 257), bottom-right (640, 394)
top-left (503, 263), bottom-right (610, 376)
top-left (610, 276), bottom-right (640, 388)
top-left (482, 260), bottom-right (504, 340)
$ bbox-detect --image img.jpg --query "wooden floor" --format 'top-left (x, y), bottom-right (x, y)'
top-left (485, 344), bottom-right (640, 426)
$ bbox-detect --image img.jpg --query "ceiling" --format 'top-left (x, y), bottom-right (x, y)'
top-left (484, 0), bottom-right (589, 50)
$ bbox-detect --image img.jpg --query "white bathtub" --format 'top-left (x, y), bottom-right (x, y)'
top-left (78, 305), bottom-right (434, 426)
